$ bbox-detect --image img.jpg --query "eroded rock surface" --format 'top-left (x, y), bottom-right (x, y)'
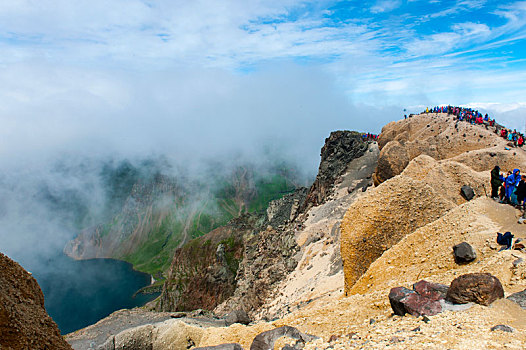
top-left (0, 252), bottom-right (72, 350)
top-left (446, 273), bottom-right (504, 306)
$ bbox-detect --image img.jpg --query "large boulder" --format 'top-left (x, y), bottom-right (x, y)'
top-left (389, 281), bottom-right (447, 317)
top-left (446, 273), bottom-right (504, 306)
top-left (0, 252), bottom-right (72, 350)
top-left (452, 242), bottom-right (477, 264)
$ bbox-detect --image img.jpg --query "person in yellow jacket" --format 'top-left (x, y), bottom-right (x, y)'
top-left (426, 107), bottom-right (429, 113)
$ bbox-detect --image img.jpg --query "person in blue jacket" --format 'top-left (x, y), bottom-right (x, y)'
top-left (505, 169), bottom-right (521, 203)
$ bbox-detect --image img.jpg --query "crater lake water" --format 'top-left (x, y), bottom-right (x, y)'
top-left (29, 253), bottom-right (157, 334)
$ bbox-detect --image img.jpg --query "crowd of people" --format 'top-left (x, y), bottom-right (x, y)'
top-left (415, 105), bottom-right (526, 209)
top-left (362, 132), bottom-right (378, 141)
top-left (423, 105), bottom-right (525, 148)
top-left (491, 166), bottom-right (526, 209)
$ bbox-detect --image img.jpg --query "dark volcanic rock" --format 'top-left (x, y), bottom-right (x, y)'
top-left (225, 309), bottom-right (250, 325)
top-left (0, 252), bottom-right (72, 350)
top-left (460, 185), bottom-right (475, 201)
top-left (452, 242), bottom-right (477, 264)
top-left (301, 131), bottom-right (367, 211)
top-left (250, 326), bottom-right (318, 350)
top-left (446, 273), bottom-right (504, 306)
top-left (507, 288), bottom-right (526, 309)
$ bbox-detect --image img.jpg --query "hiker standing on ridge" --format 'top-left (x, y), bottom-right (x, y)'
top-left (516, 175), bottom-right (526, 209)
top-left (491, 166), bottom-right (503, 199)
top-left (505, 169), bottom-right (521, 204)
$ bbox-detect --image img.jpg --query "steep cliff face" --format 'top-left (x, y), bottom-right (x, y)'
top-left (302, 131), bottom-right (367, 211)
top-left (0, 253), bottom-right (72, 350)
top-left (158, 130), bottom-right (371, 317)
top-left (65, 166), bottom-right (299, 274)
top-left (158, 189), bottom-right (308, 314)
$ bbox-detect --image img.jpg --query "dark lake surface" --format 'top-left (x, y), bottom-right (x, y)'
top-left (29, 254), bottom-right (157, 334)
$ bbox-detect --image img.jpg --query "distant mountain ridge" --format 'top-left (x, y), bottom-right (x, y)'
top-left (64, 161), bottom-right (304, 274)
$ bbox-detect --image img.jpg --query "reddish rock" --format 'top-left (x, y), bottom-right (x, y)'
top-left (446, 273), bottom-right (504, 306)
top-left (412, 280), bottom-right (448, 301)
top-left (388, 287), bottom-right (415, 316)
top-left (402, 293), bottom-right (442, 317)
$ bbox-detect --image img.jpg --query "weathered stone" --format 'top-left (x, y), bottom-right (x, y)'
top-left (452, 242), bottom-right (477, 264)
top-left (460, 185), bottom-right (475, 201)
top-left (225, 309), bottom-right (250, 325)
top-left (194, 344), bottom-right (244, 350)
top-left (388, 287), bottom-right (415, 316)
top-left (401, 293), bottom-right (442, 317)
top-left (507, 288), bottom-right (526, 309)
top-left (446, 273), bottom-right (504, 306)
top-left (412, 280), bottom-right (448, 301)
top-left (250, 326), bottom-right (318, 350)
top-left (490, 325), bottom-right (515, 333)
top-left (0, 252), bottom-right (72, 350)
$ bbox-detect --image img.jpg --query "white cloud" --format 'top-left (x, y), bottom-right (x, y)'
top-left (370, 0), bottom-right (402, 14)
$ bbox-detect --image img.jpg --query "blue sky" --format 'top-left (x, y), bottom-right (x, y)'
top-left (1, 0), bottom-right (526, 163)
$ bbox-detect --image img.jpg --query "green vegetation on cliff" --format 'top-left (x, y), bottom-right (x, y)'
top-left (69, 159), bottom-right (303, 275)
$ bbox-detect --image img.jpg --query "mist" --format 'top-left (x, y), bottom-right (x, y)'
top-left (0, 61), bottom-right (403, 271)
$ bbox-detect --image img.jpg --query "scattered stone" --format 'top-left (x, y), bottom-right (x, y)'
top-left (460, 185), bottom-right (475, 201)
top-left (170, 312), bottom-right (186, 318)
top-left (369, 318), bottom-right (375, 325)
top-left (412, 280), bottom-right (448, 301)
top-left (411, 327), bottom-right (421, 332)
top-left (446, 273), bottom-right (504, 306)
top-left (194, 344), bottom-right (244, 350)
top-left (507, 288), bottom-right (526, 309)
top-left (250, 326), bottom-right (318, 350)
top-left (422, 316), bottom-right (431, 323)
top-left (452, 242), bottom-right (477, 264)
top-left (490, 325), bottom-right (515, 333)
top-left (225, 309), bottom-right (251, 326)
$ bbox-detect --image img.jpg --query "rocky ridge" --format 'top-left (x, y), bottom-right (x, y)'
top-left (158, 131), bottom-right (370, 318)
top-left (66, 113), bottom-right (526, 349)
